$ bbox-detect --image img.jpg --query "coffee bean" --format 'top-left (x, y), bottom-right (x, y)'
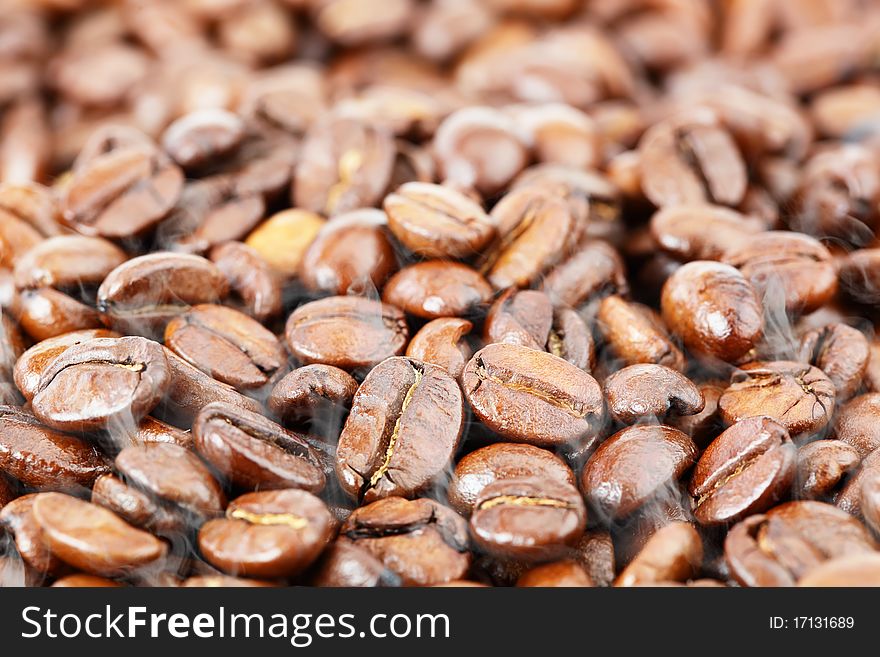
top-left (604, 364), bottom-right (704, 424)
top-left (448, 443), bottom-right (576, 516)
top-left (571, 530), bottom-right (616, 587)
top-left (719, 361), bottom-right (836, 435)
top-left (597, 295), bottom-right (685, 371)
top-left (310, 539), bottom-right (401, 587)
top-left (669, 380), bottom-right (726, 446)
top-left (161, 109), bottom-right (245, 171)
top-left (462, 343), bottom-right (604, 447)
top-left (165, 304), bottom-right (286, 391)
top-left (795, 440), bottom-right (861, 500)
top-left (541, 240), bottom-right (628, 309)
top-left (661, 261), bottom-right (763, 362)
top-left (405, 318), bottom-right (472, 379)
top-left (15, 288), bottom-right (104, 342)
top-left (517, 560), bottom-right (593, 587)
top-left (832, 393), bottom-right (880, 457)
top-left (285, 296), bottom-right (408, 370)
top-left (268, 365), bottom-right (358, 425)
top-left (690, 416), bottom-right (796, 525)
top-left (615, 522), bottom-right (703, 586)
top-left (13, 235), bottom-right (126, 291)
top-left (209, 242), bottom-right (283, 322)
top-left (0, 494), bottom-right (65, 576)
top-left (582, 424), bottom-right (697, 520)
top-left (194, 402), bottom-right (325, 493)
top-left (834, 449), bottom-right (880, 520)
top-left (797, 323), bottom-right (869, 399)
top-left (484, 289), bottom-right (552, 350)
top-left (245, 209), bottom-right (325, 278)
top-left (470, 477), bottom-right (586, 561)
top-left (839, 248), bottom-right (880, 306)
top-left (337, 357), bottom-right (463, 502)
top-left (650, 204), bottom-right (765, 261)
top-left (861, 469), bottom-right (880, 536)
top-left (382, 261), bottom-right (492, 319)
top-left (199, 489), bottom-right (333, 579)
top-left (31, 336), bottom-right (170, 433)
top-left (798, 553), bottom-right (880, 586)
top-left (51, 574), bottom-right (124, 587)
top-left (91, 474), bottom-right (187, 536)
top-left (341, 496), bottom-right (470, 586)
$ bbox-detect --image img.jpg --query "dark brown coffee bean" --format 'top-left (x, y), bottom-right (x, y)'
top-left (0, 494), bottom-right (64, 576)
top-left (462, 343), bottom-right (604, 448)
top-left (337, 357), bottom-right (463, 502)
top-left (484, 289), bottom-right (552, 350)
top-left (0, 405), bottom-right (109, 489)
top-left (797, 323), bottom-right (869, 400)
top-left (91, 474), bottom-right (187, 536)
top-left (722, 231), bottom-right (838, 314)
top-left (294, 117), bottom-right (395, 216)
top-left (209, 241), bottom-right (283, 322)
top-left (268, 365), bottom-right (358, 425)
top-left (650, 204), bottom-right (765, 261)
top-left (548, 308), bottom-right (594, 371)
top-left (129, 416), bottom-right (193, 449)
top-left (795, 440), bottom-right (861, 500)
top-left (661, 261), bottom-right (763, 362)
top-left (165, 304), bottom-right (286, 391)
top-left (669, 381), bottom-right (725, 447)
top-left (839, 248), bottom-right (880, 306)
top-left (31, 336), bottom-right (171, 433)
top-left (615, 522), bottom-right (703, 587)
top-left (448, 443), bottom-right (576, 516)
top-left (384, 182), bottom-right (495, 259)
top-left (32, 492), bottom-right (167, 576)
top-left (310, 538), bottom-right (401, 587)
top-left (13, 235), bottom-right (126, 291)
top-left (341, 496), bottom-right (470, 586)
top-left (690, 416), bottom-right (796, 525)
top-left (97, 253), bottom-right (229, 339)
top-left (405, 318), bottom-right (472, 380)
top-left (0, 473), bottom-right (13, 510)
top-left (798, 553), bottom-right (880, 586)
top-left (199, 489), bottom-right (333, 579)
top-left (582, 424), bottom-right (697, 520)
top-left (541, 239), bottom-right (628, 310)
top-left (15, 288), bottom-right (104, 343)
top-left (597, 295), bottom-right (685, 371)
top-left (571, 530), bottom-right (616, 588)
top-left (115, 443), bottom-right (225, 519)
top-left (517, 560), bottom-right (593, 587)
top-left (719, 361), bottom-right (836, 435)
top-left (724, 501), bottom-right (878, 586)
top-left (832, 393), bottom-right (880, 458)
top-left (194, 402), bottom-right (325, 493)
top-left (285, 296), bottom-right (408, 370)
top-left (604, 364), bottom-right (704, 424)
top-left (161, 109), bottom-right (245, 171)
top-left (382, 261), bottom-right (492, 319)
top-left (470, 477), bottom-right (586, 561)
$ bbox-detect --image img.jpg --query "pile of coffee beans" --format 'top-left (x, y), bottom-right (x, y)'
top-left (2, 0), bottom-right (880, 587)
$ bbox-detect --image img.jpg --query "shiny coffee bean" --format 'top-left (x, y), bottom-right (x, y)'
top-left (405, 318), bottom-right (473, 380)
top-left (199, 489), bottom-right (334, 579)
top-left (795, 440), bottom-right (861, 500)
top-left (448, 443), bottom-right (576, 517)
top-left (549, 308), bottom-right (594, 370)
top-left (832, 393), bottom-right (880, 458)
top-left (285, 296), bottom-right (408, 370)
top-left (798, 553), bottom-right (880, 587)
top-left (470, 477), bottom-right (586, 562)
top-left (268, 365), bottom-right (358, 425)
top-left (245, 209), bottom-right (325, 278)
top-left (162, 109), bottom-right (245, 171)
top-left (382, 261), bottom-right (492, 319)
top-left (0, 494), bottom-right (65, 576)
top-left (615, 522), bottom-right (703, 587)
top-left (31, 336), bottom-right (170, 433)
top-left (484, 289), bottom-right (552, 350)
top-left (690, 416), bottom-right (796, 525)
top-left (165, 304), bottom-right (286, 391)
top-left (650, 204), bottom-right (765, 262)
top-left (194, 402), bottom-right (325, 493)
top-left (310, 539), bottom-right (401, 587)
top-left (597, 295), bottom-right (685, 371)
top-left (91, 474), bottom-right (187, 537)
top-left (462, 343), bottom-right (604, 448)
top-left (797, 323), bottom-right (869, 400)
top-left (337, 357), bottom-right (463, 502)
top-left (719, 361), bottom-right (836, 435)
top-left (15, 288), bottom-right (104, 342)
top-left (604, 364), bottom-right (704, 424)
top-left (661, 261), bottom-right (763, 363)
top-left (13, 235), bottom-right (126, 292)
top-left (209, 242), bottom-right (283, 322)
top-left (582, 425), bottom-right (697, 521)
top-left (540, 240), bottom-right (628, 310)
top-left (517, 560), bottom-right (593, 587)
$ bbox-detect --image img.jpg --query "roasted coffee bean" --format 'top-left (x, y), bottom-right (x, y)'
top-left (448, 443), bottom-right (576, 516)
top-left (832, 393), bottom-right (880, 458)
top-left (128, 416), bottom-right (193, 449)
top-left (541, 240), bottom-right (628, 309)
top-left (719, 361), bottom-right (836, 435)
top-left (337, 357), bottom-right (463, 502)
top-left (470, 477), bottom-right (586, 561)
top-left (582, 425), bottom-right (697, 521)
top-left (0, 494), bottom-right (64, 576)
top-left (650, 205), bottom-right (765, 262)
top-left (797, 323), bottom-right (869, 399)
top-left (669, 381), bottom-right (725, 446)
top-left (51, 574), bottom-right (124, 588)
top-left (199, 489), bottom-right (333, 579)
top-left (722, 232), bottom-right (838, 315)
top-left (798, 553), bottom-right (880, 587)
top-left (382, 261), bottom-right (492, 319)
top-left (405, 318), bottom-right (472, 379)
top-left (866, 341), bottom-right (880, 392)
top-left (161, 109), bottom-right (246, 171)
top-left (294, 117), bottom-right (395, 216)
top-left (165, 304), bottom-right (285, 391)
top-left (0, 405), bottom-right (109, 489)
top-left (31, 493), bottom-right (167, 576)
top-left (604, 364), bottom-right (704, 424)
top-left (839, 248), bottom-right (880, 307)
top-left (268, 365), bottom-right (358, 425)
top-left (115, 443), bottom-right (225, 519)
top-left (834, 449), bottom-right (880, 520)
top-left (91, 474), bottom-right (187, 537)
top-left (15, 288), bottom-right (104, 342)
top-left (661, 261), bottom-right (763, 362)
top-left (209, 242), bottom-right (283, 322)
top-left (194, 402), bottom-right (325, 493)
top-left (181, 576), bottom-right (276, 588)
top-left (0, 473), bottom-right (13, 510)
top-left (597, 295), bottom-right (685, 371)
top-left (548, 308), bottom-right (594, 371)
top-left (571, 530), bottom-right (616, 588)
top-left (862, 470), bottom-right (880, 536)
top-left (341, 497), bottom-right (470, 586)
top-left (31, 337), bottom-right (170, 433)
top-left (97, 253), bottom-right (229, 339)
top-left (13, 235), bottom-right (126, 292)
top-left (690, 416), bottom-right (796, 525)
top-left (245, 209), bottom-right (325, 278)
top-left (517, 560), bottom-right (593, 587)
top-left (615, 522), bottom-right (703, 587)
top-left (725, 501), bottom-right (878, 586)
top-left (462, 343), bottom-right (604, 447)
top-left (384, 182), bottom-right (495, 259)
top-left (310, 539), bottom-right (401, 587)
top-left (484, 289), bottom-right (552, 350)
top-left (795, 440), bottom-right (861, 501)
top-left (285, 296), bottom-right (408, 370)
